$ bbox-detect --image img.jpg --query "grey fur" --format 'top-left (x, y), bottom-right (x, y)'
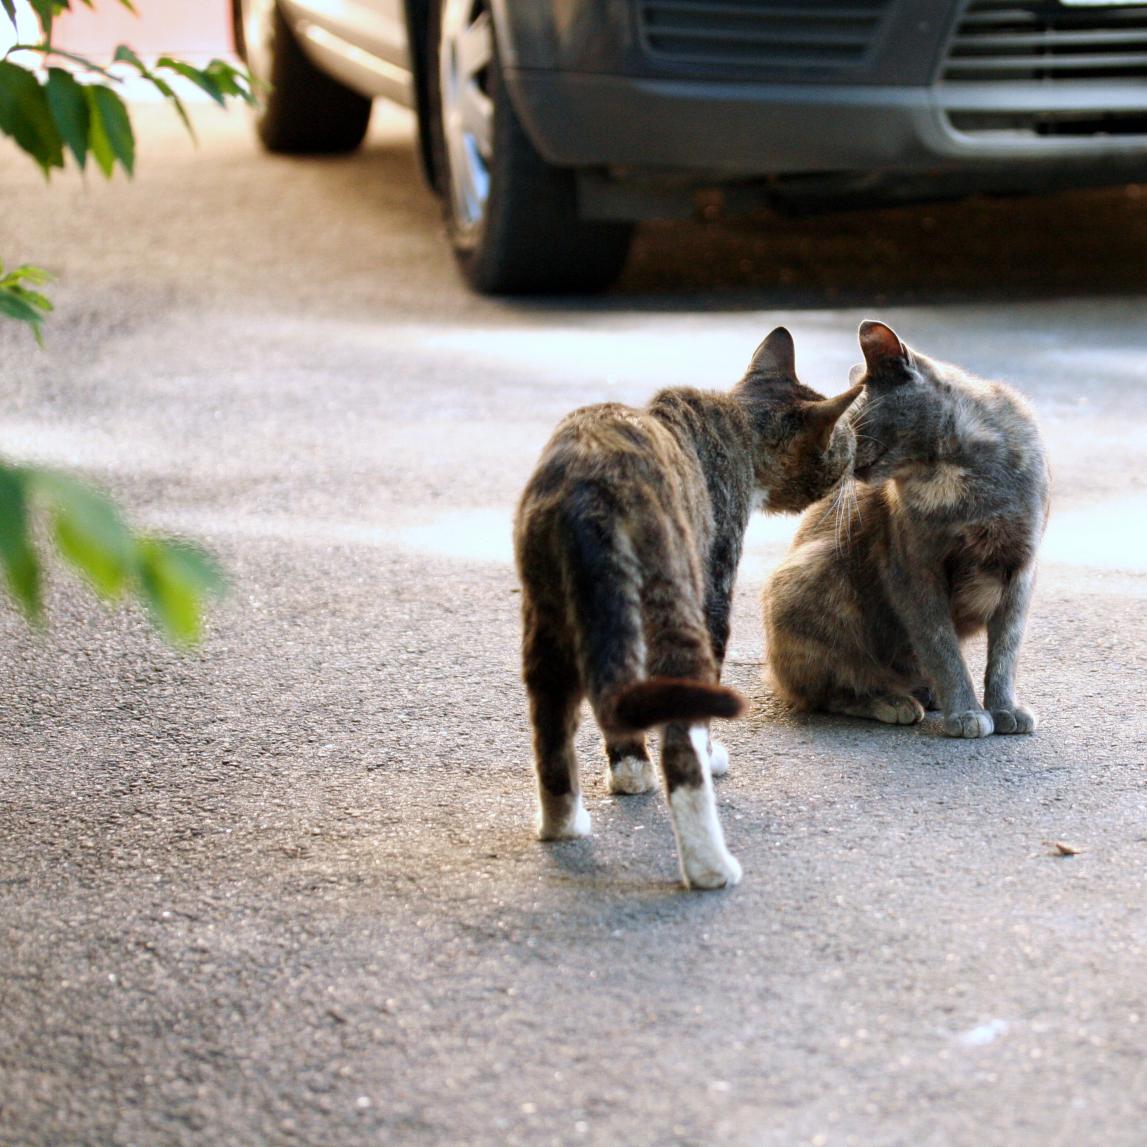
top-left (764, 321), bottom-right (1049, 738)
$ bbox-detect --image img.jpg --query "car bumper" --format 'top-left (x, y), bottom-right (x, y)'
top-left (498, 0), bottom-right (1147, 187)
top-left (506, 69), bottom-right (1147, 181)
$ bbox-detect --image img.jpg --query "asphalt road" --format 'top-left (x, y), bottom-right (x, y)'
top-left (1, 103), bottom-right (1146, 1147)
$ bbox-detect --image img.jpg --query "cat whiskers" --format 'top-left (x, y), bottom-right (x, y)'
top-left (854, 392), bottom-right (891, 420)
top-left (830, 475), bottom-right (859, 555)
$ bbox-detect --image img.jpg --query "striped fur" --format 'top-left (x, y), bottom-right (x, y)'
top-left (515, 328), bottom-right (862, 888)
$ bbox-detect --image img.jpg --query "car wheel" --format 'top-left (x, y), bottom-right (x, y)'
top-left (429, 0), bottom-right (633, 294)
top-left (241, 0), bottom-right (372, 154)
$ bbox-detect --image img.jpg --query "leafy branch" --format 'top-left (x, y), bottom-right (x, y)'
top-left (0, 0), bottom-right (254, 643)
top-left (1, 468), bottom-right (225, 645)
top-left (0, 259), bottom-right (53, 344)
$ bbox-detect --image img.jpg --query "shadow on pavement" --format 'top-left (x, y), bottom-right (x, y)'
top-left (604, 184), bottom-right (1147, 311)
top-left (273, 134), bottom-right (1147, 318)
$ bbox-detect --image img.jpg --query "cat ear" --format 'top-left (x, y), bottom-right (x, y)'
top-left (748, 326), bottom-right (796, 378)
top-left (858, 320), bottom-right (910, 382)
top-left (803, 383), bottom-right (864, 451)
top-left (848, 363), bottom-right (866, 386)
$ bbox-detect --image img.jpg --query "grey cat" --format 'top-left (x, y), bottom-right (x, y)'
top-left (764, 321), bottom-right (1049, 738)
top-left (515, 329), bottom-right (862, 889)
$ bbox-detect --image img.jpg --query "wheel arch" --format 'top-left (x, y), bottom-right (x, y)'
top-left (230, 0), bottom-right (247, 60)
top-left (404, 0), bottom-right (522, 194)
top-left (404, 0), bottom-right (440, 192)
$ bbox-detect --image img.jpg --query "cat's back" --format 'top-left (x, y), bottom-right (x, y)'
top-left (521, 401), bottom-right (693, 509)
top-left (944, 367), bottom-right (1048, 499)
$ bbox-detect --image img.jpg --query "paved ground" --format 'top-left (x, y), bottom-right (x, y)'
top-left (1, 103), bottom-right (1146, 1147)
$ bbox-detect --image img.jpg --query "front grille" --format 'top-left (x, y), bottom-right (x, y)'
top-left (636, 0), bottom-right (893, 73)
top-left (941, 0), bottom-right (1147, 137)
top-left (943, 0), bottom-right (1147, 83)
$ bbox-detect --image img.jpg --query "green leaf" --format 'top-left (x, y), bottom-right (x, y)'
top-left (112, 44), bottom-right (146, 73)
top-left (85, 84), bottom-right (133, 175)
top-left (153, 538), bottom-right (226, 598)
top-left (156, 57), bottom-right (225, 106)
top-left (1, 1), bottom-right (18, 30)
top-left (0, 62), bottom-right (65, 174)
top-left (3, 283), bottom-right (54, 312)
top-left (152, 76), bottom-right (194, 140)
top-left (84, 84), bottom-right (114, 176)
top-left (30, 471), bottom-right (135, 598)
top-left (0, 263), bottom-right (53, 342)
top-left (7, 263), bottom-right (53, 287)
top-left (137, 537), bottom-right (224, 646)
top-left (27, 0), bottom-right (57, 40)
top-left (0, 468), bottom-right (42, 620)
top-left (203, 59), bottom-right (256, 106)
top-left (0, 290), bottom-right (48, 325)
top-left (45, 67), bottom-right (89, 170)
top-left (113, 47), bottom-right (196, 141)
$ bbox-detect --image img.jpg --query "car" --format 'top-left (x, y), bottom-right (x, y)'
top-left (232, 0), bottom-right (1147, 294)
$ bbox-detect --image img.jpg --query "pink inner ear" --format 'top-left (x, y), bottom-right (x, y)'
top-left (859, 321), bottom-right (904, 364)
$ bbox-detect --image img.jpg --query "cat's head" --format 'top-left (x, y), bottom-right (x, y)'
top-left (848, 320), bottom-right (973, 485)
top-left (734, 327), bottom-right (863, 513)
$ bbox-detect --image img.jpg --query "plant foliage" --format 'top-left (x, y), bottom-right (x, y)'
top-left (0, 0), bottom-right (252, 643)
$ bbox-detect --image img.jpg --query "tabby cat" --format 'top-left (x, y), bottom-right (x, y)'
top-left (765, 321), bottom-right (1049, 738)
top-left (514, 329), bottom-right (862, 889)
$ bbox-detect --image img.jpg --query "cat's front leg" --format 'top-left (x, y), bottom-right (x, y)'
top-left (889, 561), bottom-right (993, 739)
top-left (983, 566), bottom-right (1038, 735)
top-left (661, 723), bottom-right (741, 890)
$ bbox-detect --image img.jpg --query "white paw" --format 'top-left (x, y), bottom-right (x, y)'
top-left (608, 755), bottom-right (657, 795)
top-left (668, 782), bottom-right (742, 891)
top-left (537, 793), bottom-right (592, 841)
top-left (942, 709), bottom-right (994, 739)
top-left (708, 740), bottom-right (730, 778)
top-left (683, 845), bottom-right (742, 891)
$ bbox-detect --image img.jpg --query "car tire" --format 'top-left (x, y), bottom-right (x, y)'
top-left (428, 0), bottom-right (633, 295)
top-left (241, 0), bottom-right (372, 155)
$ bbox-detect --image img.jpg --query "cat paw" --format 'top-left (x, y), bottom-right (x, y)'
top-left (872, 694), bottom-right (926, 725)
top-left (990, 705), bottom-right (1038, 735)
top-left (912, 686), bottom-right (937, 711)
top-left (537, 793), bottom-right (592, 840)
top-left (683, 848), bottom-right (742, 891)
top-left (669, 782), bottom-right (741, 890)
top-left (708, 740), bottom-right (730, 778)
top-left (941, 709), bottom-right (994, 739)
top-left (608, 755), bottom-right (657, 795)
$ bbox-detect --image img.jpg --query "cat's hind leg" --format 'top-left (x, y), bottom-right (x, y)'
top-left (523, 617), bottom-right (590, 841)
top-left (661, 723), bottom-right (741, 890)
top-left (529, 684), bottom-right (591, 840)
top-left (605, 735), bottom-right (657, 795)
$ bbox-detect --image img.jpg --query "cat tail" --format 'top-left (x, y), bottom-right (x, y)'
top-left (611, 678), bottom-right (746, 732)
top-left (560, 483), bottom-right (746, 734)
